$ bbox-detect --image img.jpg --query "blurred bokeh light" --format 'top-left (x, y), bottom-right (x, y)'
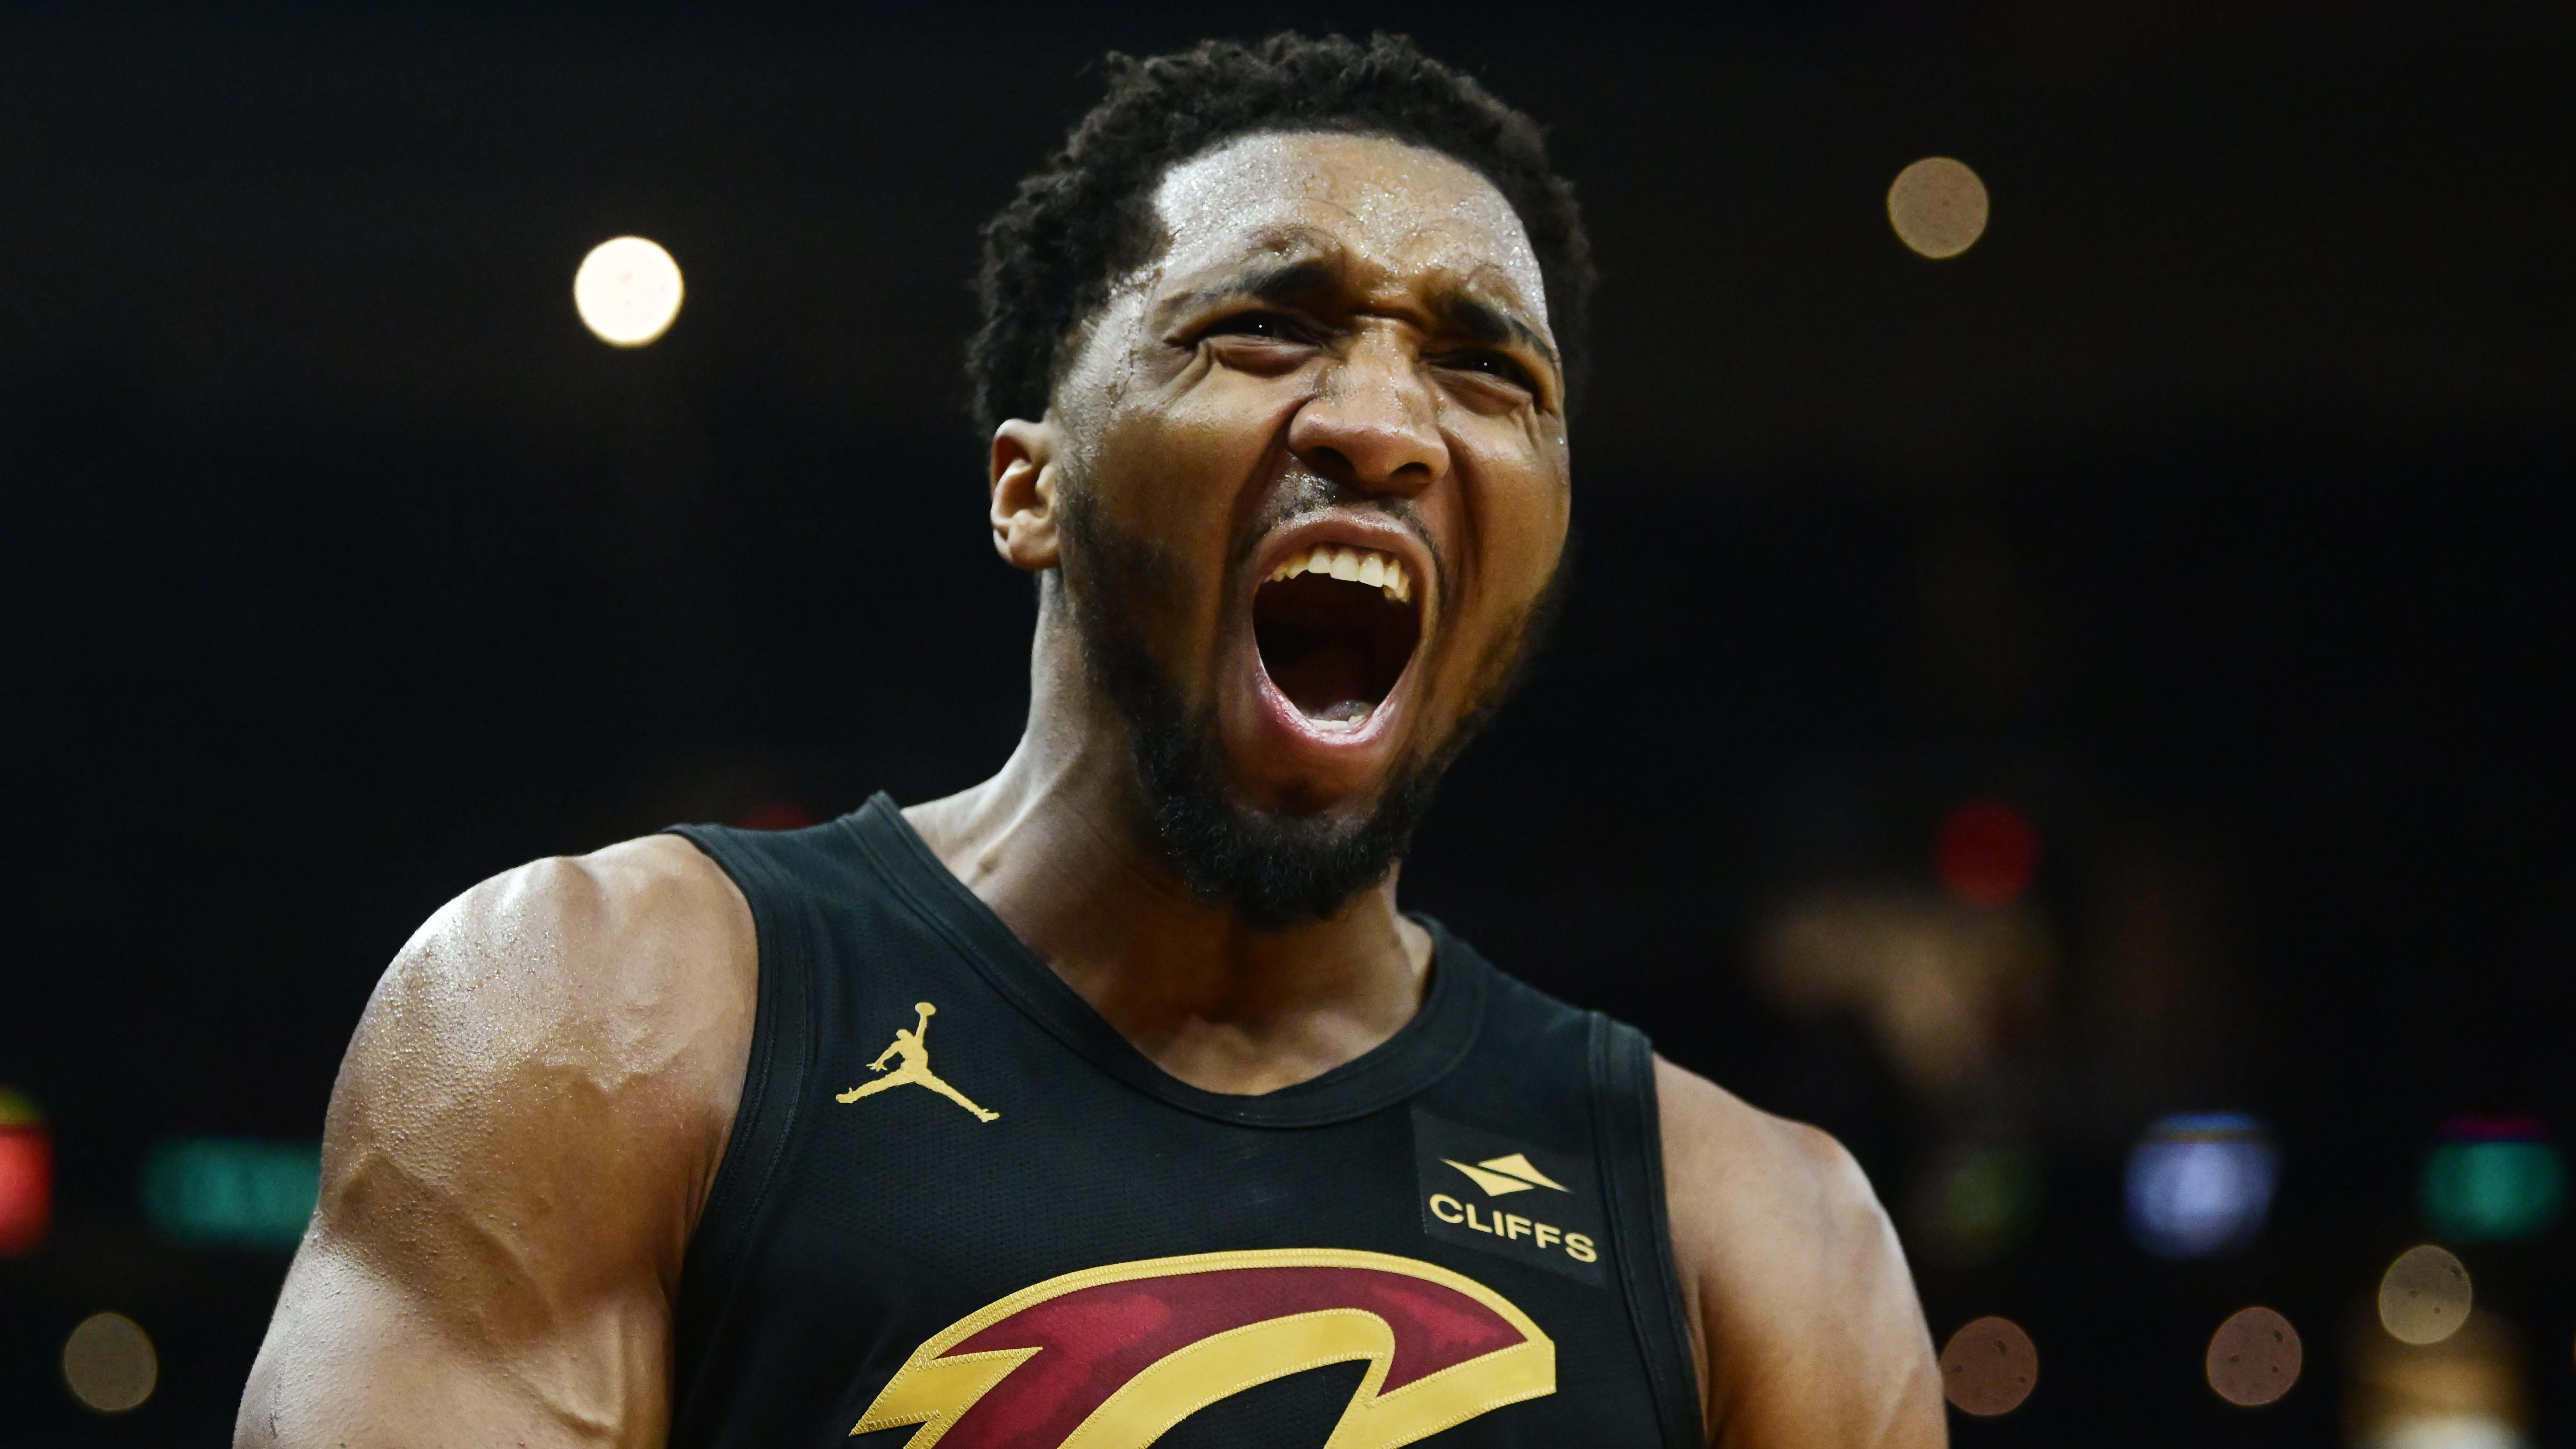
top-left (2422, 1118), bottom-right (2563, 1242)
top-left (61, 1311), bottom-right (157, 1413)
top-left (1940, 1315), bottom-right (2038, 1416)
top-left (734, 801), bottom-right (817, 831)
top-left (1908, 1141), bottom-right (2041, 1268)
top-left (2206, 1305), bottom-right (2303, 1407)
top-left (1886, 156), bottom-right (1989, 259)
top-left (2124, 1113), bottom-right (2278, 1258)
top-left (1756, 888), bottom-right (2049, 1092)
top-left (0, 1086), bottom-right (49, 1257)
top-left (2378, 1244), bottom-right (2474, 1347)
top-left (2349, 1309), bottom-right (2528, 1449)
top-left (141, 1138), bottom-right (321, 1251)
top-left (574, 235), bottom-right (685, 346)
top-left (1935, 799), bottom-right (2039, 907)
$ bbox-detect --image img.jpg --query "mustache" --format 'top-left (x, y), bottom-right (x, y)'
top-left (1230, 470), bottom-right (1449, 603)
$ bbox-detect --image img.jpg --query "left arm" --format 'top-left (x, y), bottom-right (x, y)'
top-left (1655, 1057), bottom-right (1946, 1448)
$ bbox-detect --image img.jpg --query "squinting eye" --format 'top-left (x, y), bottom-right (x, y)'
top-left (1203, 312), bottom-right (1306, 342)
top-left (1446, 352), bottom-right (1537, 392)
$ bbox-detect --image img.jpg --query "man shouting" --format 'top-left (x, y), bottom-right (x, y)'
top-left (242, 32), bottom-right (1943, 1449)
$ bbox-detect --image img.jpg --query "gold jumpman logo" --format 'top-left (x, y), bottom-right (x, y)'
top-left (836, 1002), bottom-right (999, 1122)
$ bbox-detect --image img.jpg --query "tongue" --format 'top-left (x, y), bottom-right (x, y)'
top-left (1263, 628), bottom-right (1379, 722)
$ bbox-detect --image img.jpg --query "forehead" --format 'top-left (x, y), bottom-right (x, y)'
top-left (1145, 131), bottom-right (1548, 320)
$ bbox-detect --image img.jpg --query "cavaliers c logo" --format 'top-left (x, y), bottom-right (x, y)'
top-left (851, 1247), bottom-right (1556, 1448)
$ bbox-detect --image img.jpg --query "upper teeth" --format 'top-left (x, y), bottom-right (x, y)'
top-left (1266, 545), bottom-right (1415, 604)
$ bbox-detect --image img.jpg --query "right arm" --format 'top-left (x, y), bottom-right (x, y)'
top-left (235, 835), bottom-right (756, 1449)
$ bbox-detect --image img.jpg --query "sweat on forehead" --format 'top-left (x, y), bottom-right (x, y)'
top-left (1139, 132), bottom-right (1550, 320)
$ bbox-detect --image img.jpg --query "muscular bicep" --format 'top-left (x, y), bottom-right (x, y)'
top-left (1657, 1059), bottom-right (1945, 1449)
top-left (237, 839), bottom-right (754, 1449)
top-left (239, 1243), bottom-right (670, 1447)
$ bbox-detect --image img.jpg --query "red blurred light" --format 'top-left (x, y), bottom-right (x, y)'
top-left (0, 1127), bottom-right (50, 1256)
top-left (2442, 1115), bottom-right (2546, 1142)
top-left (1937, 800), bottom-right (2040, 907)
top-left (735, 803), bottom-right (815, 831)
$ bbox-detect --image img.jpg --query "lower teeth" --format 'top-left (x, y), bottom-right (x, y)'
top-left (1312, 700), bottom-right (1372, 724)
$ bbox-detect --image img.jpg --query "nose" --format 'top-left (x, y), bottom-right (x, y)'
top-left (1286, 328), bottom-right (1448, 496)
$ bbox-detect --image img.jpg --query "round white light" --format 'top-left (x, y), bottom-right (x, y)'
top-left (574, 236), bottom-right (685, 347)
top-left (2379, 1244), bottom-right (2472, 1346)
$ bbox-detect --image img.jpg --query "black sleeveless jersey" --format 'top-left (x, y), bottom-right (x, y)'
top-left (664, 796), bottom-right (1701, 1449)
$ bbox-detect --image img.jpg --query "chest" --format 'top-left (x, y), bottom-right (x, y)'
top-left (681, 979), bottom-right (1666, 1448)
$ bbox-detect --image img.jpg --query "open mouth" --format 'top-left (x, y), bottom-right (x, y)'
top-left (1252, 544), bottom-right (1423, 728)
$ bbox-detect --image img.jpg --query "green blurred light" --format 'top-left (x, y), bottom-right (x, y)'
top-left (0, 1086), bottom-right (44, 1128)
top-left (2422, 1141), bottom-right (2565, 1242)
top-left (1944, 1153), bottom-right (2033, 1242)
top-left (141, 1138), bottom-right (320, 1250)
top-left (1915, 1143), bottom-right (2041, 1268)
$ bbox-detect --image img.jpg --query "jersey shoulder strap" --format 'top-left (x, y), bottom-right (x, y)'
top-left (1590, 1010), bottom-right (1705, 1447)
top-left (658, 815), bottom-right (851, 1410)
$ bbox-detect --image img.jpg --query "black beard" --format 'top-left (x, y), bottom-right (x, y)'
top-left (1056, 488), bottom-right (1564, 933)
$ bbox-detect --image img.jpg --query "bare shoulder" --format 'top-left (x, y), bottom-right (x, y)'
top-left (1653, 1057), bottom-right (1887, 1285)
top-left (238, 837), bottom-right (756, 1446)
top-left (1654, 1057), bottom-right (1944, 1448)
top-left (323, 832), bottom-right (757, 1293)
top-left (393, 831), bottom-right (753, 1005)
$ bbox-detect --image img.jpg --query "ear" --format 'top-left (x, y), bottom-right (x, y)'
top-left (989, 418), bottom-right (1064, 573)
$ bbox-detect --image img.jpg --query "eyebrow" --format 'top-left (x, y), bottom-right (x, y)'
top-left (1430, 292), bottom-right (1562, 379)
top-left (1161, 258), bottom-right (1343, 318)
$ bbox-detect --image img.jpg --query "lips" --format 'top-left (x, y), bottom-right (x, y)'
top-left (1249, 536), bottom-right (1428, 734)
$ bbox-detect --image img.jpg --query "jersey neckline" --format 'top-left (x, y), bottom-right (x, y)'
top-left (840, 792), bottom-right (1488, 1130)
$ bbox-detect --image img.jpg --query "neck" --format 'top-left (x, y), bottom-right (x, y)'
top-left (904, 625), bottom-right (1433, 1096)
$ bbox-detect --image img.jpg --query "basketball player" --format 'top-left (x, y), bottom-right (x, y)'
top-left (240, 34), bottom-right (1942, 1448)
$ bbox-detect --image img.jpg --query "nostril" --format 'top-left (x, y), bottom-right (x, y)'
top-left (1302, 444), bottom-right (1356, 483)
top-left (1293, 442), bottom-right (1439, 494)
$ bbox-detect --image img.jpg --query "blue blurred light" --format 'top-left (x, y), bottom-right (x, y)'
top-left (2126, 1113), bottom-right (2277, 1258)
top-left (141, 1138), bottom-right (320, 1250)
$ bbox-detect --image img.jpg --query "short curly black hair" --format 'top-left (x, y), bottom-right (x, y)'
top-left (968, 32), bottom-right (1595, 436)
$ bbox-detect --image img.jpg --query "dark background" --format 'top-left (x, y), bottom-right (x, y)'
top-left (4, 0), bottom-right (2570, 1441)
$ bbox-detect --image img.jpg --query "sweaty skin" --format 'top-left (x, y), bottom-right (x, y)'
top-left (238, 133), bottom-right (1943, 1447)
